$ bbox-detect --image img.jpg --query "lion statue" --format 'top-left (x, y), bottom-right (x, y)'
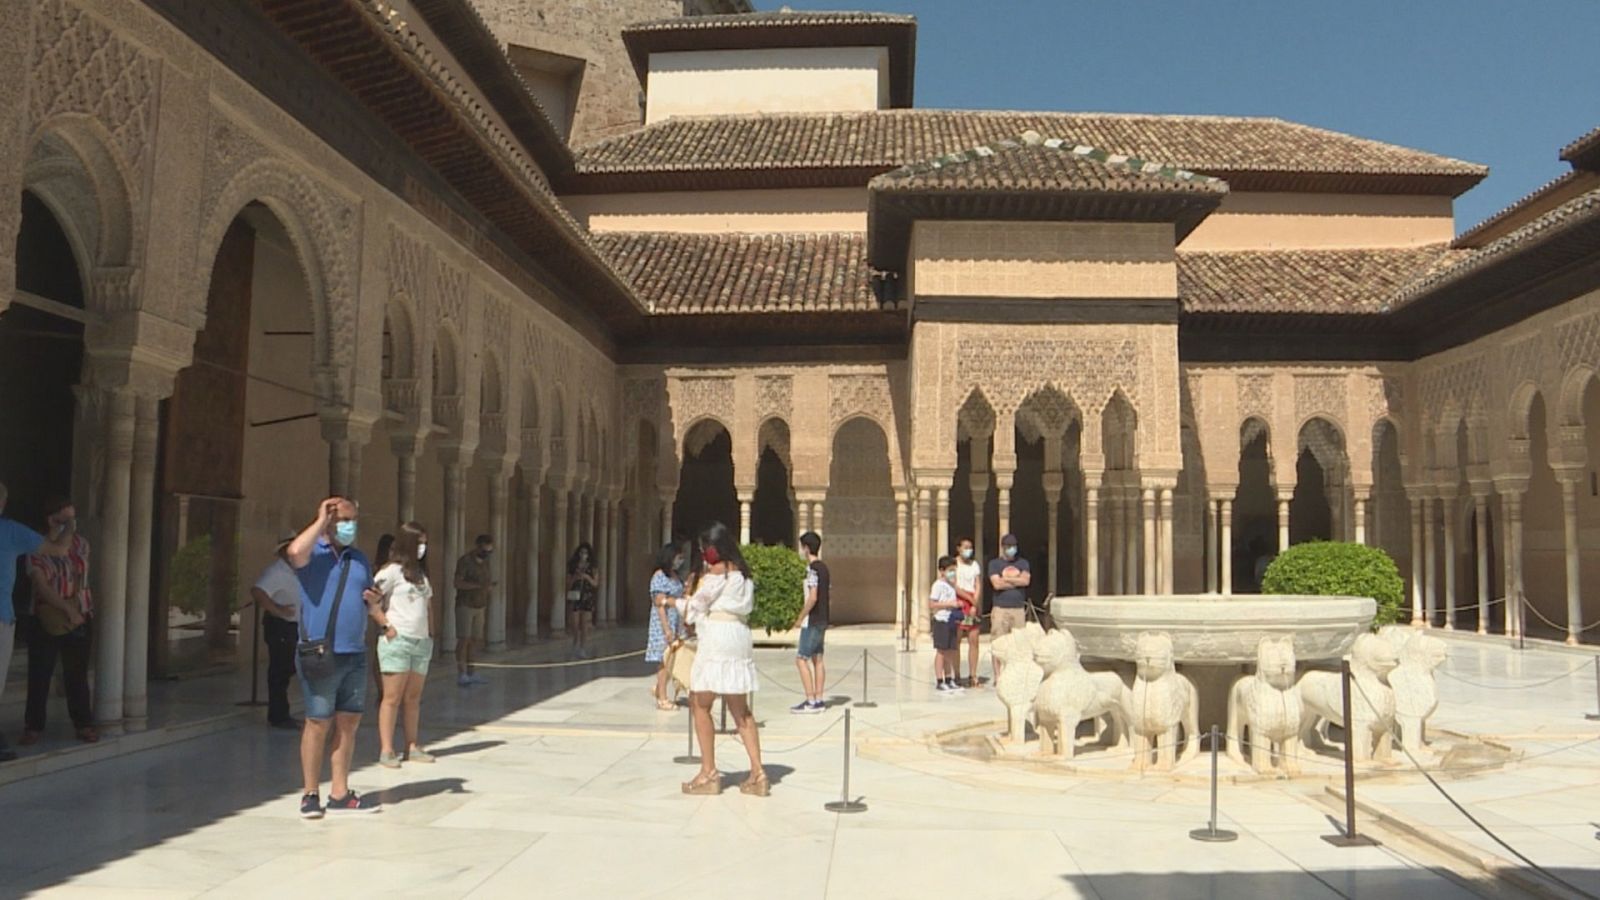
top-left (1225, 636), bottom-right (1304, 775)
top-left (993, 632), bottom-right (1044, 745)
top-left (1379, 625), bottom-right (1448, 757)
top-left (1033, 629), bottom-right (1128, 759)
top-left (1121, 631), bottom-right (1200, 772)
top-left (1297, 632), bottom-right (1399, 764)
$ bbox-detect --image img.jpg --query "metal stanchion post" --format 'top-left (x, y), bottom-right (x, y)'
top-left (1323, 659), bottom-right (1379, 847)
top-left (720, 696), bottom-right (729, 734)
top-left (237, 603), bottom-right (265, 708)
top-left (1585, 657), bottom-right (1600, 722)
top-left (855, 648), bottom-right (877, 708)
top-left (1190, 725), bottom-right (1237, 842)
top-left (824, 708), bottom-right (868, 814)
top-left (673, 707), bottom-right (699, 765)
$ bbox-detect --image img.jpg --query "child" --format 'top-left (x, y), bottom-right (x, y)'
top-left (929, 555), bottom-right (964, 693)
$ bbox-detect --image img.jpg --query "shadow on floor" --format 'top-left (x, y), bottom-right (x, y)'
top-left (369, 776), bottom-right (469, 806)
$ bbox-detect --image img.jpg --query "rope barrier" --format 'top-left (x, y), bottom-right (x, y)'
top-left (1349, 678), bottom-right (1600, 900)
top-left (1516, 597), bottom-right (1600, 635)
top-left (471, 648), bottom-right (648, 669)
top-left (755, 654), bottom-right (864, 695)
top-left (723, 713), bottom-right (846, 755)
top-left (1436, 659), bottom-right (1596, 691)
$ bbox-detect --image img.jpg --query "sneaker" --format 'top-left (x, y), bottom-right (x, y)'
top-left (377, 752), bottom-right (401, 769)
top-left (457, 673), bottom-right (473, 687)
top-left (299, 792), bottom-right (324, 819)
top-left (405, 747), bottom-right (436, 764)
top-left (789, 701), bottom-right (811, 715)
top-left (948, 681), bottom-right (966, 694)
top-left (325, 790), bottom-right (380, 815)
top-left (935, 680), bottom-right (951, 693)
top-left (804, 700), bottom-right (826, 713)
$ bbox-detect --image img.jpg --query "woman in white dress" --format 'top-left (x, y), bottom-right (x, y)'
top-left (681, 522), bottom-right (767, 796)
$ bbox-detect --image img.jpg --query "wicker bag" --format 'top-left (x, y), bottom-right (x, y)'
top-left (667, 638), bottom-right (696, 696)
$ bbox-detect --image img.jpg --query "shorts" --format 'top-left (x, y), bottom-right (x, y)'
top-left (569, 591), bottom-right (595, 614)
top-left (797, 625), bottom-right (826, 659)
top-left (456, 605), bottom-right (486, 642)
top-left (932, 619), bottom-right (960, 650)
top-left (298, 651), bottom-right (367, 719)
top-left (377, 633), bottom-right (433, 675)
top-left (991, 606), bottom-right (1027, 637)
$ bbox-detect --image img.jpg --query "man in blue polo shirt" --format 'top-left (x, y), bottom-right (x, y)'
top-left (0, 481), bottom-right (71, 763)
top-left (286, 496), bottom-right (379, 817)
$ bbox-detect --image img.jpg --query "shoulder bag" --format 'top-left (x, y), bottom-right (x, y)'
top-left (296, 555), bottom-right (353, 681)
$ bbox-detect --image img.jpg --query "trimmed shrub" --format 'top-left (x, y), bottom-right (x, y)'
top-left (742, 542), bottom-right (806, 635)
top-left (1261, 540), bottom-right (1405, 627)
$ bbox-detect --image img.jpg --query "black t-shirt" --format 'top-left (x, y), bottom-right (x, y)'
top-left (988, 556), bottom-right (1030, 609)
top-left (807, 560), bottom-right (831, 629)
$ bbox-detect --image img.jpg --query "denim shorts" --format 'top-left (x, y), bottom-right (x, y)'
top-left (298, 651), bottom-right (367, 719)
top-left (797, 625), bottom-right (826, 659)
top-left (377, 633), bottom-right (433, 675)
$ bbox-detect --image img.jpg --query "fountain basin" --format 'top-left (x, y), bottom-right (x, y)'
top-left (1048, 594), bottom-right (1376, 665)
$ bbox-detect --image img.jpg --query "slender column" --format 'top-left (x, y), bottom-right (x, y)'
top-left (122, 393), bottom-right (159, 729)
top-left (659, 491), bottom-right (674, 544)
top-left (970, 470), bottom-right (989, 571)
top-left (1441, 493), bottom-right (1457, 631)
top-left (327, 438), bottom-right (351, 497)
top-left (1109, 488), bottom-right (1125, 594)
top-left (487, 471), bottom-right (510, 650)
top-left (1123, 487), bottom-right (1140, 593)
top-left (1159, 488), bottom-right (1175, 595)
top-left (811, 498), bottom-right (826, 536)
top-left (95, 389), bottom-right (135, 729)
top-left (737, 490), bottom-right (754, 544)
top-left (440, 462), bottom-right (466, 650)
top-left (1042, 471), bottom-right (1063, 596)
top-left (1141, 487), bottom-right (1156, 595)
top-left (1422, 495), bottom-right (1438, 627)
top-left (1276, 492), bottom-right (1291, 554)
top-left (394, 437), bottom-right (420, 522)
top-left (1219, 498), bottom-right (1234, 596)
top-left (996, 470), bottom-right (1015, 540)
top-left (935, 486), bottom-right (951, 561)
top-left (606, 498), bottom-right (622, 624)
top-left (894, 494), bottom-right (908, 639)
top-left (1473, 492), bottom-right (1490, 636)
top-left (1204, 498), bottom-right (1218, 593)
top-left (1506, 493), bottom-right (1525, 639)
top-left (549, 491), bottom-right (569, 635)
top-left (1084, 483), bottom-right (1100, 594)
top-left (1560, 475), bottom-right (1583, 645)
top-left (1409, 496), bottom-right (1424, 626)
top-left (524, 480), bottom-right (542, 639)
top-left (1353, 491), bottom-right (1369, 546)
top-left (915, 489), bottom-right (932, 640)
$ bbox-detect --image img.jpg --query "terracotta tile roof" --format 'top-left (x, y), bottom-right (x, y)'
top-left (592, 231), bottom-right (884, 315)
top-left (1560, 125), bottom-right (1600, 170)
top-left (870, 132), bottom-right (1228, 196)
top-left (1177, 246), bottom-right (1459, 315)
top-left (1453, 169), bottom-right (1600, 248)
top-left (573, 110), bottom-right (1486, 193)
top-left (625, 10), bottom-right (916, 34)
top-left (1388, 188), bottom-right (1600, 311)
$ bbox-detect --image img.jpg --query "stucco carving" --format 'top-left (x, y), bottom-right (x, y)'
top-left (829, 373), bottom-right (892, 428)
top-left (1366, 375), bottom-right (1403, 426)
top-left (956, 337), bottom-right (1138, 416)
top-left (1294, 374), bottom-right (1346, 426)
top-left (756, 375), bottom-right (793, 424)
top-left (1237, 373), bottom-right (1273, 423)
top-left (672, 376), bottom-right (735, 443)
top-left (434, 256), bottom-right (469, 328)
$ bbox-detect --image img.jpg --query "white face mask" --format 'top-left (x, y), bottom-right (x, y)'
top-left (417, 543), bottom-right (427, 560)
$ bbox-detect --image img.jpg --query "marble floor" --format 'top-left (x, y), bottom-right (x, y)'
top-left (0, 628), bottom-right (1597, 899)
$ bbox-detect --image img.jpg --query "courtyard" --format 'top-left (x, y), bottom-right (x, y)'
top-left (2, 628), bottom-right (1598, 899)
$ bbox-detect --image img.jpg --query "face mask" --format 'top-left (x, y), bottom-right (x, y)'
top-left (480, 548), bottom-right (493, 558)
top-left (960, 548), bottom-right (973, 560)
top-left (334, 520), bottom-right (358, 547)
top-left (417, 543), bottom-right (427, 560)
top-left (943, 570), bottom-right (958, 583)
top-left (1003, 546), bottom-right (1018, 560)
top-left (54, 517), bottom-right (77, 538)
top-left (673, 557), bottom-right (687, 575)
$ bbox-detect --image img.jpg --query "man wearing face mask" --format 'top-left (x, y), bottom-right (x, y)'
top-left (987, 533), bottom-right (1031, 681)
top-left (453, 535), bottom-right (495, 686)
top-left (286, 496), bottom-right (378, 817)
top-left (22, 496), bottom-right (97, 745)
top-left (0, 481), bottom-right (72, 763)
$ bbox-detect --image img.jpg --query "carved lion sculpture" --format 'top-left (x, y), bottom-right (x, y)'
top-left (1033, 629), bottom-right (1128, 759)
top-left (1225, 636), bottom-right (1304, 775)
top-left (1379, 625), bottom-right (1448, 757)
top-left (1297, 633), bottom-right (1399, 764)
top-left (1121, 631), bottom-right (1200, 772)
top-left (993, 633), bottom-right (1044, 745)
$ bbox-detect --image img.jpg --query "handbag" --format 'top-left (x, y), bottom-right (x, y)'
top-left (296, 555), bottom-right (353, 681)
top-left (668, 638), bottom-right (697, 695)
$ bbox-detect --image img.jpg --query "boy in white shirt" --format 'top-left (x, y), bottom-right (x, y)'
top-left (929, 555), bottom-right (964, 693)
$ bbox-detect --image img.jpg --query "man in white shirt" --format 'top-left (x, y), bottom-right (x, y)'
top-left (250, 535), bottom-right (304, 729)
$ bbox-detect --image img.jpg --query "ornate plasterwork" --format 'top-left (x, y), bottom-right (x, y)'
top-left (434, 255), bottom-right (469, 327)
top-left (672, 376), bottom-right (734, 443)
top-left (1555, 312), bottom-right (1600, 382)
top-left (955, 337), bottom-right (1138, 416)
top-left (1294, 374), bottom-right (1347, 427)
top-left (1417, 356), bottom-right (1487, 428)
top-left (829, 373), bottom-right (892, 429)
top-left (1237, 374), bottom-right (1273, 423)
top-left (756, 375), bottom-right (793, 424)
top-left (29, 0), bottom-right (157, 201)
top-left (1366, 375), bottom-right (1403, 426)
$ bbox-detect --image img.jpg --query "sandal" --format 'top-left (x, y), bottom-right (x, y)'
top-left (738, 770), bottom-right (770, 797)
top-left (681, 770), bottom-right (723, 795)
top-left (655, 698), bottom-right (677, 711)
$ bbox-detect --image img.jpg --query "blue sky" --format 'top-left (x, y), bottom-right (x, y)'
top-left (755, 0), bottom-right (1600, 234)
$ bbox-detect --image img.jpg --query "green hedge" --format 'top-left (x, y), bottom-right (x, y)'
top-left (1261, 541), bottom-right (1405, 627)
top-left (742, 543), bottom-right (806, 635)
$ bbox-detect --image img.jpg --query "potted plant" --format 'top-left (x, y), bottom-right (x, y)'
top-left (741, 542), bottom-right (806, 636)
top-left (1261, 541), bottom-right (1405, 627)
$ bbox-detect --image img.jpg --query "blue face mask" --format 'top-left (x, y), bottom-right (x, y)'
top-left (943, 570), bottom-right (958, 583)
top-left (1003, 546), bottom-right (1018, 560)
top-left (960, 548), bottom-right (974, 560)
top-left (334, 520), bottom-right (358, 547)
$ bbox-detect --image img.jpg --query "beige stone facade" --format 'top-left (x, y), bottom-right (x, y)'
top-left (2, 0), bottom-right (1597, 737)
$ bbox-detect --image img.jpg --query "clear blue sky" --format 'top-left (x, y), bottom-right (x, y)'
top-left (756, 0), bottom-right (1600, 234)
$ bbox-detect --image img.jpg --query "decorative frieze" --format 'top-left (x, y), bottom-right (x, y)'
top-left (1293, 374), bottom-right (1347, 425)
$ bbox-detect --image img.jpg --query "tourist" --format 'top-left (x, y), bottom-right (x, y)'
top-left (953, 536), bottom-right (983, 688)
top-left (287, 496), bottom-right (379, 817)
top-left (566, 542), bottom-right (600, 659)
top-left (368, 533), bottom-right (395, 704)
top-left (21, 496), bottom-right (97, 745)
top-left (0, 481), bottom-right (70, 763)
top-left (366, 521), bottom-right (437, 768)
top-left (791, 530), bottom-right (829, 714)
top-left (249, 534), bottom-right (305, 730)
top-left (646, 540), bottom-right (687, 711)
top-left (987, 533), bottom-right (1031, 681)
top-left (453, 534), bottom-right (494, 685)
top-left (930, 555), bottom-right (964, 693)
top-left (681, 522), bottom-right (766, 796)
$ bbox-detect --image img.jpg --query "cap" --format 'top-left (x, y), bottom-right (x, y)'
top-left (1000, 533), bottom-right (1018, 547)
top-left (274, 533), bottom-right (297, 552)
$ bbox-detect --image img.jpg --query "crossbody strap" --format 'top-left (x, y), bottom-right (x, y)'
top-left (300, 555), bottom-right (355, 645)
